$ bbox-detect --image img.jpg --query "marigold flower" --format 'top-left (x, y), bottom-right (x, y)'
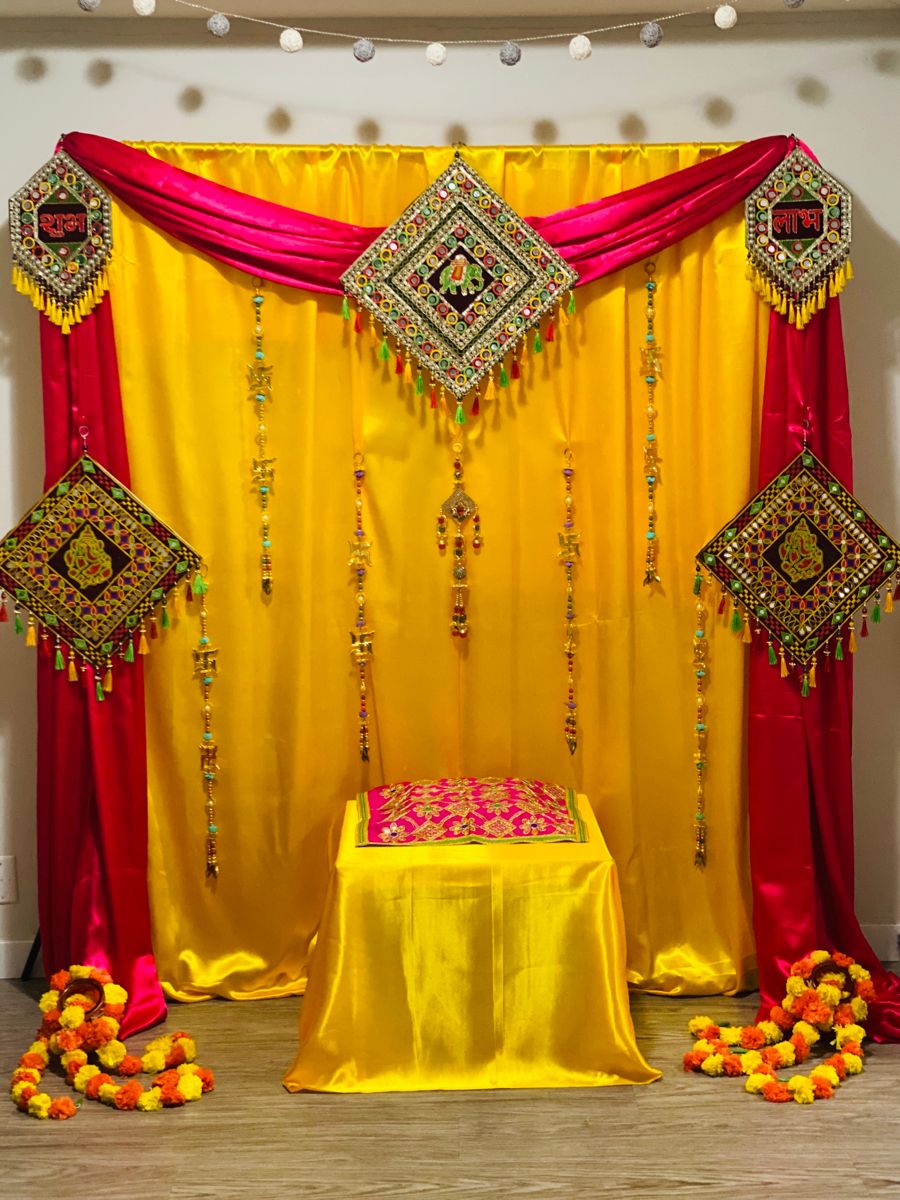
top-left (88, 967), bottom-right (113, 986)
top-left (27, 1092), bottom-right (53, 1119)
top-left (824, 1054), bottom-right (848, 1081)
top-left (761, 1079), bottom-right (792, 1103)
top-left (164, 1043), bottom-right (187, 1068)
top-left (722, 1054), bottom-right (744, 1077)
top-left (809, 950), bottom-right (830, 965)
top-left (141, 1050), bottom-right (166, 1074)
top-left (789, 1034), bottom-right (810, 1063)
top-left (718, 1027), bottom-right (741, 1046)
top-left (69, 965), bottom-right (93, 979)
top-left (137, 1089), bottom-right (164, 1112)
top-left (757, 1021), bottom-right (782, 1045)
top-left (791, 1020), bottom-right (819, 1046)
top-left (682, 1050), bottom-right (705, 1071)
top-left (785, 976), bottom-right (806, 997)
top-left (176, 1073), bottom-right (203, 1102)
top-left (113, 1081), bottom-right (144, 1111)
top-left (810, 1064), bottom-right (840, 1088)
top-left (97, 1039), bottom-right (128, 1069)
top-left (48, 1096), bottom-right (78, 1120)
top-left (739, 1027), bottom-right (765, 1050)
top-left (787, 1075), bottom-right (815, 1104)
top-left (73, 1064), bottom-right (100, 1093)
top-left (15, 1085), bottom-right (38, 1111)
top-left (49, 970), bottom-right (71, 992)
top-left (769, 1005), bottom-right (794, 1031)
top-left (11, 1079), bottom-right (40, 1101)
top-left (856, 978), bottom-right (876, 1002)
top-left (850, 997), bottom-right (868, 1022)
top-left (55, 1029), bottom-right (82, 1053)
top-left (816, 983), bottom-right (841, 1008)
top-left (744, 1072), bottom-right (770, 1094)
top-left (38, 990), bottom-right (60, 1014)
top-left (159, 1085), bottom-right (185, 1107)
top-left (831, 952), bottom-right (854, 969)
top-left (841, 1052), bottom-right (863, 1076)
top-left (775, 1042), bottom-right (796, 1067)
top-left (153, 1069), bottom-right (181, 1089)
top-left (835, 1024), bottom-right (866, 1049)
top-left (98, 1082), bottom-right (120, 1106)
top-left (11, 1067), bottom-right (42, 1088)
top-left (741, 1050), bottom-right (763, 1074)
top-left (119, 1055), bottom-right (143, 1076)
top-left (700, 1054), bottom-right (724, 1077)
top-left (194, 1067), bottom-right (214, 1093)
top-left (19, 1051), bottom-right (48, 1071)
top-left (103, 983), bottom-right (128, 1007)
top-left (84, 1072), bottom-right (114, 1101)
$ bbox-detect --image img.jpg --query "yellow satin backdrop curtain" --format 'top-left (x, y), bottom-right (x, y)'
top-left (107, 142), bottom-right (767, 1003)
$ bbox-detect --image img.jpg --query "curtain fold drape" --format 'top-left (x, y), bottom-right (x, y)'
top-left (38, 303), bottom-right (164, 1036)
top-left (59, 131), bottom-right (790, 294)
top-left (750, 304), bottom-right (900, 1040)
top-left (31, 135), bottom-right (898, 1039)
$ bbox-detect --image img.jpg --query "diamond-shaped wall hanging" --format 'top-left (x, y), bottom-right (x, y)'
top-left (9, 150), bottom-right (112, 333)
top-left (697, 450), bottom-right (899, 686)
top-left (342, 153), bottom-right (578, 403)
top-left (745, 148), bottom-right (851, 329)
top-left (0, 454), bottom-right (202, 692)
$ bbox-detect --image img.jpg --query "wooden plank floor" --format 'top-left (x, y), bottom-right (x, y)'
top-left (2, 975), bottom-right (900, 1198)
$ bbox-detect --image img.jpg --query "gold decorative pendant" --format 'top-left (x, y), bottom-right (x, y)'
top-left (436, 443), bottom-right (481, 639)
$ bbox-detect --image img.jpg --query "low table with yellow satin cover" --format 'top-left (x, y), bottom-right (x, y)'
top-left (283, 782), bottom-right (660, 1093)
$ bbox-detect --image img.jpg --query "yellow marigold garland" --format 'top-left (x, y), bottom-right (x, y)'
top-left (9, 964), bottom-right (214, 1119)
top-left (684, 950), bottom-right (875, 1104)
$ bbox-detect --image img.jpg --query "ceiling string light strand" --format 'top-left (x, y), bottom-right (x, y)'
top-left (83, 0), bottom-right (818, 62)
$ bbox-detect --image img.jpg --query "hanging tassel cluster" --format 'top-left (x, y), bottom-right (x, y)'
top-left (640, 262), bottom-right (663, 586)
top-left (11, 263), bottom-right (111, 335)
top-left (745, 259), bottom-right (853, 331)
top-left (247, 283), bottom-right (276, 595)
top-left (343, 291), bottom-right (575, 422)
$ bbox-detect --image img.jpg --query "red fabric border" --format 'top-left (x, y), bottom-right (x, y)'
top-left (38, 302), bottom-right (164, 1036)
top-left (751, 303), bottom-right (900, 1039)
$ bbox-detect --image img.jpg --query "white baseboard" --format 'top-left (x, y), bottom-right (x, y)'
top-left (0, 939), bottom-right (42, 980)
top-left (861, 924), bottom-right (900, 962)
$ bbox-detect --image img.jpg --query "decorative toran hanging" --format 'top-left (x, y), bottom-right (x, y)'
top-left (0, 444), bottom-right (220, 875)
top-left (247, 281), bottom-right (276, 595)
top-left (341, 152), bottom-right (578, 415)
top-left (745, 147), bottom-right (851, 329)
top-left (640, 262), bottom-right (663, 585)
top-left (349, 455), bottom-right (375, 761)
top-left (558, 450), bottom-right (581, 755)
top-left (10, 150), bottom-right (112, 333)
top-left (692, 449), bottom-right (900, 865)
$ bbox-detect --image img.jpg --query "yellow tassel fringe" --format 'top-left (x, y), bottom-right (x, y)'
top-left (745, 258), bottom-right (852, 331)
top-left (12, 263), bottom-right (111, 334)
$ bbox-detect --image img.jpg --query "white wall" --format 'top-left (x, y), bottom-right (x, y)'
top-left (1, 11), bottom-right (898, 973)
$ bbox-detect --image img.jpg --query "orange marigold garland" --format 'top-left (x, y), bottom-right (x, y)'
top-left (8, 964), bottom-right (214, 1119)
top-left (684, 950), bottom-right (873, 1105)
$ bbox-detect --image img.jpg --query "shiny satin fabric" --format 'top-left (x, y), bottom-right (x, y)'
top-left (108, 141), bottom-right (765, 1004)
top-left (38, 304), bottom-right (165, 1036)
top-left (750, 305), bottom-right (900, 1040)
top-left (284, 800), bottom-right (660, 1092)
top-left (61, 131), bottom-right (789, 294)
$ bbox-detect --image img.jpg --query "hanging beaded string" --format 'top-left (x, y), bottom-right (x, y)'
top-left (191, 567), bottom-right (219, 878)
top-left (348, 454), bottom-right (374, 762)
top-left (641, 262), bottom-right (663, 585)
top-left (558, 450), bottom-right (581, 755)
top-left (692, 584), bottom-right (709, 866)
top-left (248, 281), bottom-right (275, 595)
top-left (437, 439), bottom-right (481, 638)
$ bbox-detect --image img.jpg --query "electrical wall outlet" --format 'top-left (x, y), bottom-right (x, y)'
top-left (0, 856), bottom-right (19, 904)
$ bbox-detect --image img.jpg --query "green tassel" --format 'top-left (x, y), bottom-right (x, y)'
top-left (692, 572), bottom-right (703, 596)
top-left (161, 605), bottom-right (171, 630)
top-left (54, 647), bottom-right (65, 671)
top-left (499, 366), bottom-right (509, 388)
top-left (95, 677), bottom-right (105, 703)
top-left (730, 609), bottom-right (742, 635)
top-left (872, 601), bottom-right (881, 624)
top-left (378, 337), bottom-right (390, 362)
top-left (341, 295), bottom-right (350, 321)
top-left (533, 330), bottom-right (543, 354)
top-left (124, 640), bottom-right (135, 664)
top-left (415, 372), bottom-right (424, 397)
top-left (768, 643), bottom-right (777, 667)
top-left (835, 639), bottom-right (844, 662)
top-left (567, 291), bottom-right (576, 315)
top-left (801, 674), bottom-right (810, 698)
top-left (14, 613), bottom-right (23, 636)
top-left (454, 402), bottom-right (466, 426)
top-left (192, 570), bottom-right (209, 596)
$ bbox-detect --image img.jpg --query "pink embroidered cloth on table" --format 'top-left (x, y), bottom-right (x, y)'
top-left (356, 777), bottom-right (587, 846)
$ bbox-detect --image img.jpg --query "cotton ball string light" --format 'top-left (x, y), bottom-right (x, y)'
top-left (426, 42), bottom-right (447, 67)
top-left (783, 0), bottom-right (805, 7)
top-left (279, 28), bottom-right (303, 53)
top-left (353, 38), bottom-right (376, 63)
top-left (207, 12), bottom-right (230, 37)
top-left (639, 22), bottom-right (663, 48)
top-left (132, 0), bottom-right (155, 14)
top-left (77, 0), bottom-right (101, 11)
top-left (714, 5), bottom-right (738, 29)
top-left (569, 35), bottom-right (592, 61)
top-left (499, 41), bottom-right (522, 66)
